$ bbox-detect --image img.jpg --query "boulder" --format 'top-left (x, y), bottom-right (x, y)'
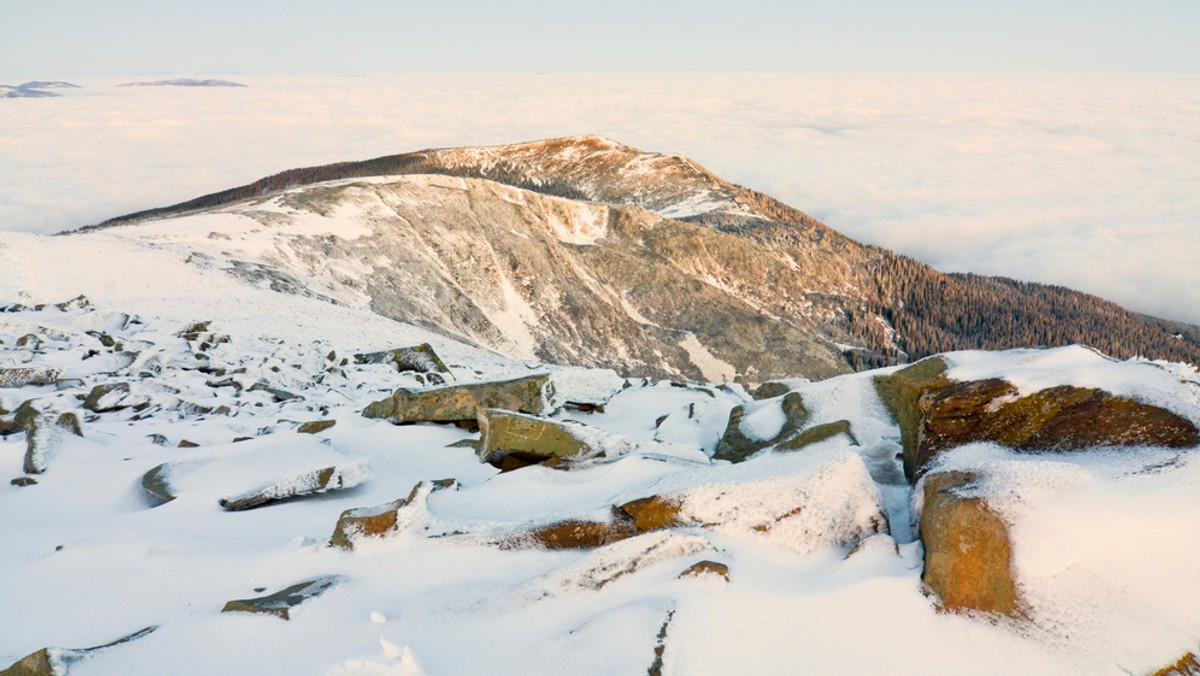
top-left (13, 400), bottom-right (41, 427)
top-left (477, 409), bottom-right (597, 468)
top-left (775, 420), bottom-right (858, 452)
top-left (82, 383), bottom-right (132, 413)
top-left (526, 520), bottom-right (633, 550)
top-left (713, 391), bottom-right (809, 462)
top-left (140, 463), bottom-right (176, 506)
top-left (219, 462), bottom-right (363, 511)
top-left (297, 419), bottom-right (336, 434)
top-left (876, 357), bottom-right (1200, 480)
top-left (0, 367), bottom-right (62, 388)
top-left (220, 577), bottom-right (343, 620)
top-left (23, 413), bottom-right (82, 474)
top-left (367, 374), bottom-right (555, 424)
top-left (331, 479), bottom-right (456, 550)
top-left (354, 343), bottom-right (450, 376)
top-left (677, 560), bottom-right (730, 581)
top-left (750, 381), bottom-right (791, 400)
top-left (918, 471), bottom-right (1019, 616)
top-left (246, 382), bottom-right (302, 403)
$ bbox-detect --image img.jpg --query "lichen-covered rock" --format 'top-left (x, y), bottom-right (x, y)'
top-left (477, 409), bottom-right (596, 468)
top-left (876, 356), bottom-right (1199, 480)
top-left (220, 577), bottom-right (343, 620)
top-left (0, 367), bottom-right (62, 388)
top-left (331, 479), bottom-right (456, 550)
top-left (713, 391), bottom-right (808, 462)
top-left (919, 471), bottom-right (1019, 616)
top-left (776, 420), bottom-right (858, 452)
top-left (297, 419), bottom-right (336, 434)
top-left (82, 383), bottom-right (132, 412)
top-left (618, 495), bottom-right (684, 533)
top-left (373, 374), bottom-right (555, 424)
top-left (677, 560), bottom-right (730, 581)
top-left (354, 343), bottom-right (450, 376)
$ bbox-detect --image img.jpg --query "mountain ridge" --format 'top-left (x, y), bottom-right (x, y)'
top-left (74, 136), bottom-right (1200, 379)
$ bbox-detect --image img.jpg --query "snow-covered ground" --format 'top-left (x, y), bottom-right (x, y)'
top-left (3, 240), bottom-right (1199, 676)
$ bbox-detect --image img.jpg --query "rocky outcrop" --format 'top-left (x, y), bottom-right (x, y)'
top-left (713, 392), bottom-right (809, 462)
top-left (365, 374), bottom-right (555, 424)
top-left (919, 471), bottom-right (1019, 616)
top-left (221, 577), bottom-right (343, 620)
top-left (876, 357), bottom-right (1199, 480)
top-left (331, 479), bottom-right (456, 550)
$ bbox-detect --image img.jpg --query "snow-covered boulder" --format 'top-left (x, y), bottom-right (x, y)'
top-left (713, 391), bottom-right (808, 462)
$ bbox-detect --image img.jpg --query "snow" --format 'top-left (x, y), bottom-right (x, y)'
top-left (3, 229), bottom-right (1200, 674)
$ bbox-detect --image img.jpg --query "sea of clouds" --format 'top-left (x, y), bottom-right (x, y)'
top-left (1, 72), bottom-right (1196, 326)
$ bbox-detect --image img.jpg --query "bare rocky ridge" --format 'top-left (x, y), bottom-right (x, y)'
top-left (81, 136), bottom-right (1200, 382)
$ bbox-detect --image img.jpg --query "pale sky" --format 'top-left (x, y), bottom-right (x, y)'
top-left (3, 0), bottom-right (1199, 78)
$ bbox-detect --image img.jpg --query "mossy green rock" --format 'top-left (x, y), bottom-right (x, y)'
top-left (776, 419), bottom-right (858, 452)
top-left (297, 419), bottom-right (336, 434)
top-left (873, 357), bottom-right (951, 481)
top-left (377, 374), bottom-right (554, 424)
top-left (477, 409), bottom-right (595, 467)
top-left (82, 383), bottom-right (131, 412)
top-left (919, 471), bottom-right (1019, 616)
top-left (713, 391), bottom-right (808, 463)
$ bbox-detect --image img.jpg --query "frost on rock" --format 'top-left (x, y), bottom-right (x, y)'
top-left (677, 452), bottom-right (888, 554)
top-left (534, 531), bottom-right (711, 595)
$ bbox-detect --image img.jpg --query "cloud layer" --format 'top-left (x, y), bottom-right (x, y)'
top-left (1, 73), bottom-right (1197, 326)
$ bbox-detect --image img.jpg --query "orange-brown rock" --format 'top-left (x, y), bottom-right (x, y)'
top-left (677, 560), bottom-right (730, 581)
top-left (618, 495), bottom-right (684, 532)
top-left (876, 357), bottom-right (1199, 481)
top-left (527, 519), bottom-right (634, 550)
top-left (1153, 651), bottom-right (1200, 676)
top-left (919, 471), bottom-right (1019, 616)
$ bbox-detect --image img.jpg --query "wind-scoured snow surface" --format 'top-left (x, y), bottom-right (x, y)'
top-left (2, 258), bottom-right (1199, 674)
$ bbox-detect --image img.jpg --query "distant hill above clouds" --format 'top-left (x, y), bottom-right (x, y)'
top-left (81, 136), bottom-right (1200, 381)
top-left (1, 81), bottom-right (81, 98)
top-left (117, 78), bottom-right (247, 88)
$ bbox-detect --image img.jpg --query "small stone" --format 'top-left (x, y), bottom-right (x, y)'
top-left (177, 439), bottom-right (200, 448)
top-left (297, 419), bottom-right (336, 434)
top-left (678, 560), bottom-right (730, 581)
top-left (10, 476), bottom-right (38, 487)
